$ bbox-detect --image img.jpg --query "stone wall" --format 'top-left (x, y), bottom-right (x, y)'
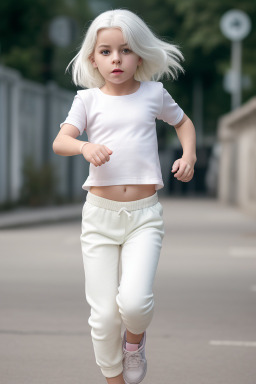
top-left (217, 97), bottom-right (256, 214)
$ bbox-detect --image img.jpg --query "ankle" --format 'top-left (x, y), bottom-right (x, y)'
top-left (105, 373), bottom-right (125, 384)
top-left (125, 330), bottom-right (144, 344)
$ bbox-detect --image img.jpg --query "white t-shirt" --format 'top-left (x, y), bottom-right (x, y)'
top-left (60, 81), bottom-right (184, 191)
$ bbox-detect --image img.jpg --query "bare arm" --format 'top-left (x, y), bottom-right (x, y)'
top-left (52, 124), bottom-right (86, 156)
top-left (171, 114), bottom-right (197, 182)
top-left (52, 123), bottom-right (113, 167)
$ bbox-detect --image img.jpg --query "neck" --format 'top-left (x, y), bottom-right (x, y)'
top-left (100, 80), bottom-right (140, 96)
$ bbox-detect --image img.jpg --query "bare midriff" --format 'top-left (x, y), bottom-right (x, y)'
top-left (89, 184), bottom-right (156, 202)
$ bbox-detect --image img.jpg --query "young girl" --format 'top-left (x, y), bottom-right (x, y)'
top-left (53, 9), bottom-right (196, 384)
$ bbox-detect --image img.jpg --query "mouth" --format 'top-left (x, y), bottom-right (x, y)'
top-left (112, 69), bottom-right (123, 73)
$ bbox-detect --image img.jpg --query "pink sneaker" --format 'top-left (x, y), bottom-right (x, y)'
top-left (122, 331), bottom-right (147, 384)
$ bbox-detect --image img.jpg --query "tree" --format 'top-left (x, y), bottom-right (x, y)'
top-left (113, 0), bottom-right (256, 134)
top-left (0, 0), bottom-right (91, 85)
top-left (1, 0), bottom-right (255, 133)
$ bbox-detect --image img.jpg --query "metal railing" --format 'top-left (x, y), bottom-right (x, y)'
top-left (0, 65), bottom-right (89, 205)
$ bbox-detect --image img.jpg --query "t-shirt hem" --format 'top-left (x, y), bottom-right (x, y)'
top-left (82, 179), bottom-right (164, 191)
top-left (172, 110), bottom-right (184, 126)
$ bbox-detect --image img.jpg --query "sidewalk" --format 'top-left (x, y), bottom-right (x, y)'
top-left (0, 195), bottom-right (255, 230)
top-left (0, 204), bottom-right (83, 229)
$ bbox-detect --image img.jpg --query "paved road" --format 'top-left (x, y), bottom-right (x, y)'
top-left (1, 197), bottom-right (256, 384)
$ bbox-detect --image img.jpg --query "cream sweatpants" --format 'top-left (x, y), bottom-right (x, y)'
top-left (80, 192), bottom-right (165, 378)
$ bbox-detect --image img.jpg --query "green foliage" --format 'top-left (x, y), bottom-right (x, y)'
top-left (1, 0), bottom-right (255, 133)
top-left (1, 0), bottom-right (57, 81)
top-left (0, 0), bottom-right (91, 85)
top-left (113, 0), bottom-right (256, 133)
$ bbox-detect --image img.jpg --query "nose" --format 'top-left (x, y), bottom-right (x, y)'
top-left (112, 51), bottom-right (121, 64)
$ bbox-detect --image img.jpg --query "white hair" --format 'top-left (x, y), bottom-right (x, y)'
top-left (67, 9), bottom-right (184, 88)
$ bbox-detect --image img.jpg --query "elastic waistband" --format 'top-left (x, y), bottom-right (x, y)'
top-left (86, 192), bottom-right (158, 211)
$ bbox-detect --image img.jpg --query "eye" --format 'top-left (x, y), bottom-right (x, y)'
top-left (122, 48), bottom-right (131, 54)
top-left (101, 50), bottom-right (110, 55)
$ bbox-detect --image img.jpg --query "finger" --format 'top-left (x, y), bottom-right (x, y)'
top-left (178, 164), bottom-right (191, 180)
top-left (101, 147), bottom-right (111, 162)
top-left (174, 163), bottom-right (188, 178)
top-left (92, 153), bottom-right (104, 166)
top-left (96, 147), bottom-right (112, 164)
top-left (182, 170), bottom-right (194, 182)
top-left (90, 157), bottom-right (98, 167)
top-left (104, 145), bottom-right (113, 155)
top-left (181, 175), bottom-right (191, 182)
top-left (96, 150), bottom-right (108, 164)
top-left (171, 160), bottom-right (180, 173)
top-left (87, 154), bottom-right (97, 167)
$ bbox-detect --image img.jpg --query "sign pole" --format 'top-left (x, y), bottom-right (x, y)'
top-left (231, 40), bottom-right (242, 110)
top-left (220, 10), bottom-right (251, 110)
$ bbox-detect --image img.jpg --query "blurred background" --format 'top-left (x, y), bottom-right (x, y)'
top-left (0, 0), bottom-right (255, 212)
top-left (1, 2), bottom-right (256, 384)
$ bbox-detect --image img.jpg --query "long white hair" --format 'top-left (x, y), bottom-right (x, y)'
top-left (67, 9), bottom-right (184, 88)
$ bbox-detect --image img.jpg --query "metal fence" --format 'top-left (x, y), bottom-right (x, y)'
top-left (0, 65), bottom-right (89, 205)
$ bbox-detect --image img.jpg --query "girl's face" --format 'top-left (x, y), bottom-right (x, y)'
top-left (90, 28), bottom-right (142, 88)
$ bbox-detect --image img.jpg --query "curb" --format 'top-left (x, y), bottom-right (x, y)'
top-left (0, 204), bottom-right (83, 230)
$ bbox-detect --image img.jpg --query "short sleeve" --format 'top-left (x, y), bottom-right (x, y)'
top-left (156, 87), bottom-right (184, 126)
top-left (60, 93), bottom-right (87, 136)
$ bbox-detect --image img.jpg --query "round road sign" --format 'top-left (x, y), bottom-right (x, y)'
top-left (220, 10), bottom-right (251, 41)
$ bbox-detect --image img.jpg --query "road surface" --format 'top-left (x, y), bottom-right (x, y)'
top-left (1, 197), bottom-right (256, 384)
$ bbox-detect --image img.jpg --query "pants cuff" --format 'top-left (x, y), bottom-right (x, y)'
top-left (101, 363), bottom-right (123, 378)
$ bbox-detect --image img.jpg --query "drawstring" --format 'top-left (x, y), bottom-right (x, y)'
top-left (117, 207), bottom-right (132, 218)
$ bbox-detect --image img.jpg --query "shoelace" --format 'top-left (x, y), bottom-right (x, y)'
top-left (117, 207), bottom-right (132, 218)
top-left (123, 350), bottom-right (143, 368)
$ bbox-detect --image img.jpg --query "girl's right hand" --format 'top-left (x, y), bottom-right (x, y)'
top-left (82, 143), bottom-right (113, 167)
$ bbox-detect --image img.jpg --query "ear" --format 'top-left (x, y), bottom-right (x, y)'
top-left (137, 57), bottom-right (143, 66)
top-left (89, 55), bottom-right (98, 68)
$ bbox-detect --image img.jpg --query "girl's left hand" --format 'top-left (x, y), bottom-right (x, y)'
top-left (171, 156), bottom-right (196, 182)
